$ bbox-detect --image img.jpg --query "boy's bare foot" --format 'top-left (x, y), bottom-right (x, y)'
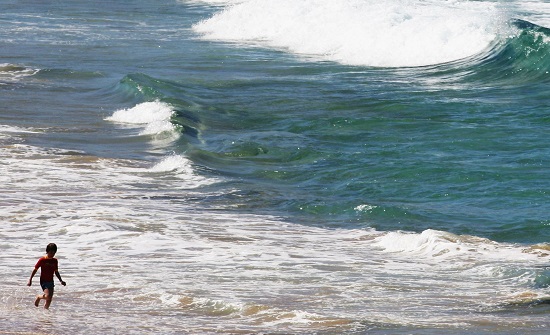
top-left (34, 295), bottom-right (41, 307)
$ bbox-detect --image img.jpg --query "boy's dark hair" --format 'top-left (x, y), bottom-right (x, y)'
top-left (46, 243), bottom-right (57, 253)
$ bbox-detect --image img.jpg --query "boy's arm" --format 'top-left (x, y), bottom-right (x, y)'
top-left (55, 270), bottom-right (66, 286)
top-left (27, 268), bottom-right (38, 286)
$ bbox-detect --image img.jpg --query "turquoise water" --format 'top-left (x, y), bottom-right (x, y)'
top-left (1, 1), bottom-right (550, 334)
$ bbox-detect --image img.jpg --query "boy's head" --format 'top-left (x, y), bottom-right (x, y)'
top-left (46, 243), bottom-right (57, 254)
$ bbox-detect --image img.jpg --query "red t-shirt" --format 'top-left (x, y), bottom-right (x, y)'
top-left (35, 257), bottom-right (58, 282)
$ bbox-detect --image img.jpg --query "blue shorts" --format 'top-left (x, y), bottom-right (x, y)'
top-left (40, 281), bottom-right (55, 291)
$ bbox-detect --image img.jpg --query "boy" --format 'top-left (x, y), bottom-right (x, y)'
top-left (27, 243), bottom-right (66, 309)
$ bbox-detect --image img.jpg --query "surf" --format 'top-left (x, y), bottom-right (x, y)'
top-left (193, 0), bottom-right (504, 67)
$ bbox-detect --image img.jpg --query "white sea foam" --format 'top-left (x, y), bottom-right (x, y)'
top-left (0, 63), bottom-right (39, 83)
top-left (105, 102), bottom-right (215, 187)
top-left (105, 100), bottom-right (177, 136)
top-left (354, 203), bottom-right (377, 212)
top-left (183, 0), bottom-right (246, 4)
top-left (148, 154), bottom-right (218, 186)
top-left (373, 229), bottom-right (546, 264)
top-left (149, 154), bottom-right (194, 173)
top-left (0, 124), bottom-right (38, 135)
top-left (193, 0), bottom-right (504, 67)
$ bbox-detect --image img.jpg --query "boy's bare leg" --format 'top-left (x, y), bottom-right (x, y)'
top-left (43, 288), bottom-right (53, 309)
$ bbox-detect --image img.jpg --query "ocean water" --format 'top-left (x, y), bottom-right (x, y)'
top-left (1, 0), bottom-right (550, 333)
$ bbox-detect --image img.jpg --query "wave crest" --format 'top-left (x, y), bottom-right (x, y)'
top-left (194, 0), bottom-right (503, 67)
top-left (105, 100), bottom-right (177, 136)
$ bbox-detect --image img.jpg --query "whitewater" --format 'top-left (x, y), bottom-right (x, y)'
top-left (193, 0), bottom-right (504, 67)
